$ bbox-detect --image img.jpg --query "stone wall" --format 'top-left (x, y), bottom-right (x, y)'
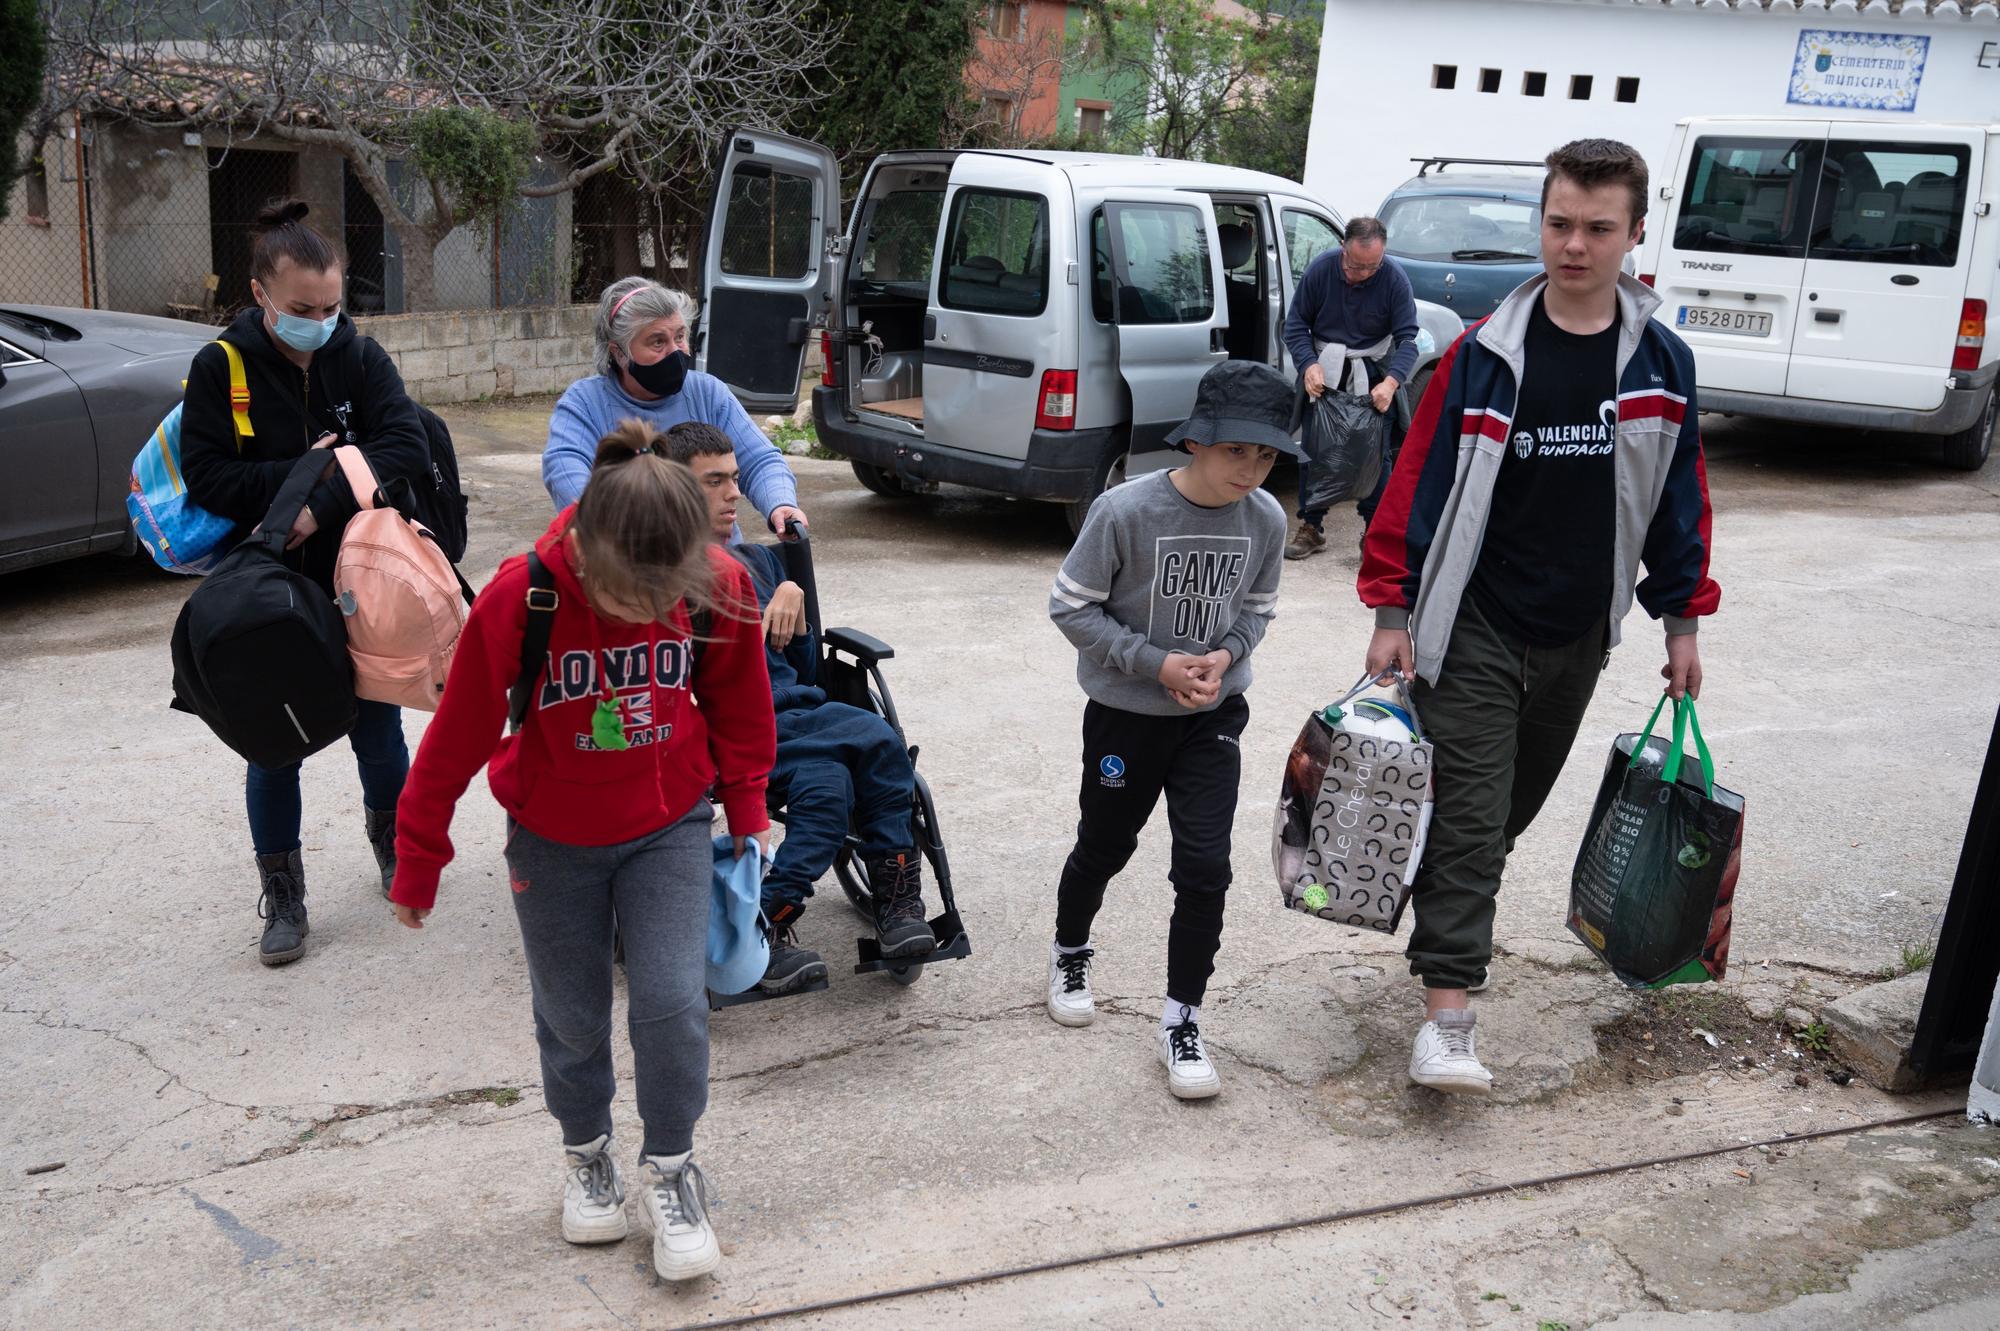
top-left (354, 304), bottom-right (596, 406)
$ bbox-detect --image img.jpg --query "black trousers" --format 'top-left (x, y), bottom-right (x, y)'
top-left (1054, 694), bottom-right (1249, 1007)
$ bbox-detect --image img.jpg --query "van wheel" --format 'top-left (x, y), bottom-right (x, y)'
top-left (1403, 364), bottom-right (1435, 414)
top-left (850, 460), bottom-right (910, 497)
top-left (1940, 387), bottom-right (1996, 471)
top-left (1064, 451), bottom-right (1129, 538)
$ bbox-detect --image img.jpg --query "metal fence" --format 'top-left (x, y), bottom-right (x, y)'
top-left (0, 118), bottom-right (714, 321)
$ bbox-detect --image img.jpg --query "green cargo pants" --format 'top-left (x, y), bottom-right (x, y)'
top-left (1407, 594), bottom-right (1607, 990)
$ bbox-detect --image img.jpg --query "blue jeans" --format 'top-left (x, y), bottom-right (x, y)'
top-left (245, 699), bottom-right (409, 855)
top-left (764, 702), bottom-right (915, 911)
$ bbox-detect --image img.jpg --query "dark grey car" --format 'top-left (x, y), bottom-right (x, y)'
top-left (0, 305), bottom-right (212, 575)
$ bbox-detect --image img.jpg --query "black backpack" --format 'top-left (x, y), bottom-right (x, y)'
top-left (405, 405), bottom-right (468, 564)
top-left (171, 453), bottom-right (357, 768)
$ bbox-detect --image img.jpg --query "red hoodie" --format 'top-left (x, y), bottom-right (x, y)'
top-left (389, 509), bottom-right (775, 910)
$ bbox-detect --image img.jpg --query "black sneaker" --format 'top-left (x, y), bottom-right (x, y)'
top-left (758, 908), bottom-right (828, 996)
top-left (867, 850), bottom-right (934, 959)
top-left (255, 850), bottom-right (309, 966)
top-left (363, 806), bottom-right (396, 898)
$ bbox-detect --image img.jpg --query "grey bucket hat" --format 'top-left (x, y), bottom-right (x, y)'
top-left (1163, 359), bottom-right (1306, 459)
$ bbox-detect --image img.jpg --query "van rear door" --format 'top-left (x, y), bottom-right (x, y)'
top-left (1655, 122), bottom-right (1826, 397)
top-left (1099, 189), bottom-right (1230, 453)
top-left (1787, 128), bottom-right (1983, 411)
top-left (697, 129), bottom-right (841, 414)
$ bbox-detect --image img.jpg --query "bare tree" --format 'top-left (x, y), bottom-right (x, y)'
top-left (964, 12), bottom-right (1076, 149)
top-left (35, 0), bottom-right (831, 309)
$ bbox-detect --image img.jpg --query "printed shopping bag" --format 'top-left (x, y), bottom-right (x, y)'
top-left (1568, 695), bottom-right (1744, 989)
top-left (1273, 672), bottom-right (1433, 933)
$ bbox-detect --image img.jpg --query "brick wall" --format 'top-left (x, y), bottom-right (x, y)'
top-left (354, 305), bottom-right (596, 406)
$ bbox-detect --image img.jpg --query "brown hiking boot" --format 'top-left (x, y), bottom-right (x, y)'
top-left (1284, 523), bottom-right (1326, 561)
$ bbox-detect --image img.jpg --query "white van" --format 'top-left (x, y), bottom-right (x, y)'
top-left (692, 132), bottom-right (1463, 530)
top-left (1639, 116), bottom-right (1999, 470)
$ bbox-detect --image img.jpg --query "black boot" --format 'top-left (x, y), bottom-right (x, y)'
top-left (255, 850), bottom-right (309, 966)
top-left (757, 904), bottom-right (828, 996)
top-left (364, 806), bottom-right (396, 898)
top-left (867, 850), bottom-right (934, 959)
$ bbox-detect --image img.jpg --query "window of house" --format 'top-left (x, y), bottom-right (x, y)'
top-left (982, 94), bottom-right (1015, 129)
top-left (1077, 102), bottom-right (1109, 140)
top-left (1281, 209), bottom-right (1342, 286)
top-left (941, 187), bottom-right (1049, 315)
top-left (1432, 64), bottom-right (1457, 90)
top-left (23, 154), bottom-right (50, 224)
top-left (717, 162), bottom-right (814, 279)
top-left (1479, 68), bottom-right (1501, 94)
top-left (1569, 74), bottom-right (1593, 100)
top-left (1616, 76), bottom-right (1640, 104)
top-left (988, 2), bottom-right (1026, 41)
top-left (1097, 202), bottom-right (1214, 325)
top-left (1522, 71), bottom-right (1547, 97)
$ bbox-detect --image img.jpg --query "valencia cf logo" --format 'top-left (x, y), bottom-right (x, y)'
top-left (1513, 430), bottom-right (1534, 460)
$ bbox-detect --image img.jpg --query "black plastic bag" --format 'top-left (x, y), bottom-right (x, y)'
top-left (1300, 389), bottom-right (1384, 512)
top-left (1568, 696), bottom-right (1745, 989)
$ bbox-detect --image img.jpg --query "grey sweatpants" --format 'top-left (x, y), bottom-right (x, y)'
top-left (504, 803), bottom-right (711, 1157)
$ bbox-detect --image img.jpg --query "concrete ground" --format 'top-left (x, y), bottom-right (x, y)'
top-left (2, 403), bottom-right (1996, 1329)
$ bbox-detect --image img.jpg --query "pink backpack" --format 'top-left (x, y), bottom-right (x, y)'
top-left (331, 447), bottom-right (472, 712)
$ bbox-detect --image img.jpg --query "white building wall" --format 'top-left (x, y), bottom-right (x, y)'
top-left (1306, 0), bottom-right (2000, 222)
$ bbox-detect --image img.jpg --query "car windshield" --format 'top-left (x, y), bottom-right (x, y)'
top-left (1379, 194), bottom-right (1541, 262)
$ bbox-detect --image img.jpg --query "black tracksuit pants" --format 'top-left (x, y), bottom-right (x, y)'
top-left (1054, 694), bottom-right (1250, 1007)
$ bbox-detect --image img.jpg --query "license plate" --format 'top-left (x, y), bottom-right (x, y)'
top-left (1677, 305), bottom-right (1772, 337)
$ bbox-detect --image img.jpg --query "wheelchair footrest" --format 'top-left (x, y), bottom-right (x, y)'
top-left (854, 910), bottom-right (972, 974)
top-left (708, 974), bottom-right (831, 1010)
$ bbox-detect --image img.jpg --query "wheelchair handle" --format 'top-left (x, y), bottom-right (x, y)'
top-left (775, 519), bottom-right (822, 637)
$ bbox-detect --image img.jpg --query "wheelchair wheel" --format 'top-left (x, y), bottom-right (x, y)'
top-left (886, 960), bottom-right (923, 986)
top-left (834, 846), bottom-right (873, 915)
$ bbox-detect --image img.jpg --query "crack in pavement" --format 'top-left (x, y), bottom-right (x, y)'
top-left (2, 1004), bottom-right (274, 1120)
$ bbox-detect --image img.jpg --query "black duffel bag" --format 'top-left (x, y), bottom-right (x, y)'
top-left (171, 452), bottom-right (357, 768)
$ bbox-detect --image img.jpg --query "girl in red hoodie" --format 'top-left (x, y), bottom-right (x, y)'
top-left (389, 423), bottom-right (775, 1283)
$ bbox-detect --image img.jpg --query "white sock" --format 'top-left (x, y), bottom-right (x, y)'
top-left (1054, 939), bottom-right (1090, 956)
top-left (1161, 999), bottom-right (1199, 1031)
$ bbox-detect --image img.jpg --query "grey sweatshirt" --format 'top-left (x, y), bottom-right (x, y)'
top-left (1050, 469), bottom-right (1285, 716)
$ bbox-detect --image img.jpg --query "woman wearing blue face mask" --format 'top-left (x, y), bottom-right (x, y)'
top-left (179, 197), bottom-right (434, 968)
top-left (541, 277), bottom-right (807, 537)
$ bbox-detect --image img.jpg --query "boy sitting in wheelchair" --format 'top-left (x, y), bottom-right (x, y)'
top-left (664, 422), bottom-right (934, 996)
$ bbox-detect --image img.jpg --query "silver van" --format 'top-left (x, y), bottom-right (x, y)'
top-left (693, 131), bottom-right (1463, 531)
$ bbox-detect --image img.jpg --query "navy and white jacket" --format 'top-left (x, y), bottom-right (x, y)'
top-left (1358, 273), bottom-right (1721, 683)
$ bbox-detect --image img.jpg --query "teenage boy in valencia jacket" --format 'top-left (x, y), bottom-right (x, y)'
top-left (1356, 139), bottom-right (1722, 1097)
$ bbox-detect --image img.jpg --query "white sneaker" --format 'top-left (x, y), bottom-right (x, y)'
top-left (560, 1135), bottom-right (629, 1244)
top-left (1047, 946), bottom-right (1096, 1027)
top-left (1409, 1010), bottom-right (1493, 1096)
top-left (638, 1154), bottom-right (721, 1282)
top-left (1158, 1017), bottom-right (1222, 1099)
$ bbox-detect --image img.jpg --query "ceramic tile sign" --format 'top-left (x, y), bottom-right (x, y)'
top-left (1788, 29), bottom-right (1929, 113)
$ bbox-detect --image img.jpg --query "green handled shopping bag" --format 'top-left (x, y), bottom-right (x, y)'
top-left (1567, 695), bottom-right (1744, 988)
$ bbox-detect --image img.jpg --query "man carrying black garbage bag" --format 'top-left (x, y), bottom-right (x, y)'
top-left (1282, 215), bottom-right (1419, 559)
top-left (1356, 139), bottom-right (1722, 1096)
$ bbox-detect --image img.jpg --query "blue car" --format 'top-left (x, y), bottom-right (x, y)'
top-left (1378, 160), bottom-right (1545, 325)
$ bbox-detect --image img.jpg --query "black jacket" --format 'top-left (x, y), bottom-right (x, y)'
top-left (179, 306), bottom-right (430, 593)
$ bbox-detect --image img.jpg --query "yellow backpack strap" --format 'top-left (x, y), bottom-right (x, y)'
top-left (215, 339), bottom-right (254, 447)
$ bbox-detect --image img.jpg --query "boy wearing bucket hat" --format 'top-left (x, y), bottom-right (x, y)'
top-left (1045, 360), bottom-right (1298, 1100)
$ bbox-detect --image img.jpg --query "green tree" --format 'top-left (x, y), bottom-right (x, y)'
top-left (1216, 5), bottom-right (1319, 181)
top-left (806, 0), bottom-right (983, 186)
top-left (0, 0), bottom-right (46, 220)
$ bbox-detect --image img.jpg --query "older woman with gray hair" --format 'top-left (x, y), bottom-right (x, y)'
top-left (542, 276), bottom-right (806, 533)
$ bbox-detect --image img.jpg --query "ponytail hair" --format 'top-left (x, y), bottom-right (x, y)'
top-left (568, 419), bottom-right (724, 625)
top-left (251, 198), bottom-right (339, 284)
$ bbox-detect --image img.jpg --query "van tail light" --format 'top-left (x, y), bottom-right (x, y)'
top-left (819, 330), bottom-right (838, 388)
top-left (1036, 369), bottom-right (1077, 431)
top-left (1639, 273), bottom-right (1655, 287)
top-left (1954, 299), bottom-right (1986, 372)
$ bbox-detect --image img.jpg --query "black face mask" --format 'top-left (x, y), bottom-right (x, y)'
top-left (624, 348), bottom-right (691, 398)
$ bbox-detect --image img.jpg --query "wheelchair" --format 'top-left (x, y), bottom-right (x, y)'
top-left (710, 527), bottom-right (970, 1008)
